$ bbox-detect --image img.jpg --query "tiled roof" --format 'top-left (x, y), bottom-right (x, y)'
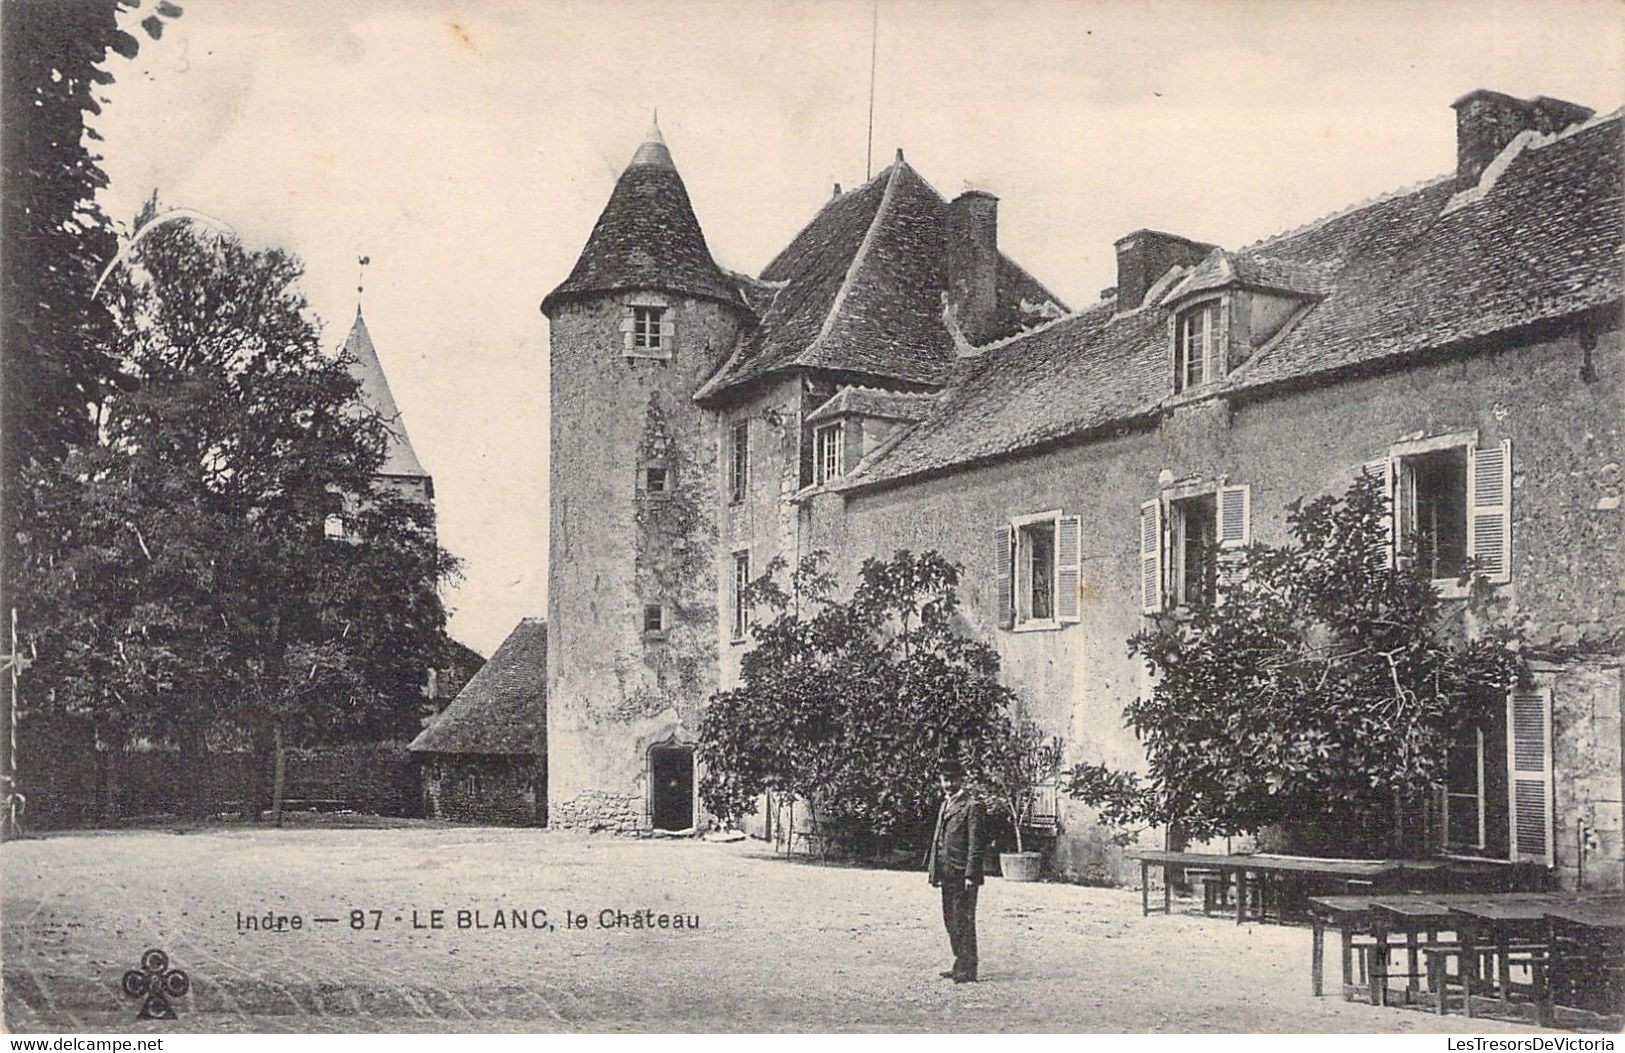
top-left (341, 309), bottom-right (429, 479)
top-left (1165, 248), bottom-right (1336, 302)
top-left (542, 126), bottom-right (745, 315)
top-left (841, 112), bottom-right (1623, 492)
top-left (805, 385), bottom-right (942, 426)
top-left (409, 618), bottom-right (546, 755)
top-left (697, 158), bottom-right (1067, 400)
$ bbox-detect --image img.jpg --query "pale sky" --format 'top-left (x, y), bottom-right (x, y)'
top-left (93, 0), bottom-right (1624, 655)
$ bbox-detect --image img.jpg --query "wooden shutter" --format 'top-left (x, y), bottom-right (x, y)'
top-left (1362, 456), bottom-right (1394, 568)
top-left (620, 311), bottom-right (636, 351)
top-left (1055, 515), bottom-right (1082, 624)
top-left (1506, 686), bottom-right (1554, 865)
top-left (1467, 439), bottom-right (1512, 584)
top-left (1139, 500), bottom-right (1162, 614)
top-left (658, 318), bottom-right (677, 357)
top-left (1217, 484), bottom-right (1250, 548)
top-left (994, 524), bottom-right (1014, 630)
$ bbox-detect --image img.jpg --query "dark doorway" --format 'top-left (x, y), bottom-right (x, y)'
top-left (650, 744), bottom-right (695, 832)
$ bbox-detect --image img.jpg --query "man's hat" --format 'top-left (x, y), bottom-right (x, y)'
top-left (939, 754), bottom-right (966, 778)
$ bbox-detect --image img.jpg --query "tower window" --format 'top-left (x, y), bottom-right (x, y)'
top-left (622, 302), bottom-right (674, 359)
top-left (731, 551), bottom-right (751, 641)
top-left (640, 464), bottom-right (670, 495)
top-left (642, 604), bottom-right (667, 637)
top-left (728, 420), bottom-right (749, 504)
top-left (324, 513), bottom-right (346, 540)
top-left (633, 306), bottom-right (665, 350)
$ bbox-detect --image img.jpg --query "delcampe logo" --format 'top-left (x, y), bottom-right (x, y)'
top-left (121, 948), bottom-right (189, 1020)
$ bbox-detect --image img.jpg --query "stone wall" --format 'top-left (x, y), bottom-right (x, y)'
top-left (807, 328), bottom-right (1622, 885)
top-left (421, 754), bottom-right (543, 826)
top-left (546, 293), bottom-right (741, 831)
top-left (546, 789), bottom-right (645, 833)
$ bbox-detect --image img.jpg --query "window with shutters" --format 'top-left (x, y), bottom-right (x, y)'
top-left (622, 300), bottom-right (675, 360)
top-left (731, 550), bottom-right (751, 642)
top-left (1442, 726), bottom-right (1487, 851)
top-left (727, 419), bottom-right (749, 504)
top-left (1376, 437), bottom-right (1511, 589)
top-left (1397, 448), bottom-right (1468, 580)
top-left (642, 604), bottom-right (667, 639)
top-left (1173, 300), bottom-right (1221, 393)
top-left (996, 511), bottom-right (1081, 631)
top-left (813, 422), bottom-right (843, 485)
top-left (1506, 686), bottom-right (1554, 865)
top-left (1141, 484), bottom-right (1249, 613)
top-left (1170, 493), bottom-right (1218, 608)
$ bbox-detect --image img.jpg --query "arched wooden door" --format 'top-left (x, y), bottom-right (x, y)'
top-left (649, 743), bottom-right (695, 832)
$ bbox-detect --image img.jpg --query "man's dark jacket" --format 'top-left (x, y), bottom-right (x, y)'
top-left (927, 791), bottom-right (986, 886)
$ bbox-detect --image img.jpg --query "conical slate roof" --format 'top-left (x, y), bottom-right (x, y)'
top-left (342, 308), bottom-right (429, 479)
top-left (541, 118), bottom-right (746, 315)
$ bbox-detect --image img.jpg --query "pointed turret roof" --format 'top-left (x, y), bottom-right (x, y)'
top-left (541, 118), bottom-right (747, 315)
top-left (342, 308), bottom-right (430, 479)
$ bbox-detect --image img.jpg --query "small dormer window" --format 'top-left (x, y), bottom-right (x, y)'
top-left (1174, 301), bottom-right (1220, 392)
top-left (633, 306), bottom-right (665, 350)
top-left (813, 422), bottom-right (844, 484)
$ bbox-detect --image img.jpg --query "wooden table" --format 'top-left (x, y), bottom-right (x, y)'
top-left (1542, 900), bottom-right (1625, 1025)
top-left (1131, 850), bottom-right (1402, 925)
top-left (1307, 892), bottom-right (1555, 1004)
top-left (1307, 894), bottom-right (1374, 998)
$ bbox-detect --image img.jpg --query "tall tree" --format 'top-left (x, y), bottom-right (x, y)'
top-left (27, 203), bottom-right (458, 820)
top-left (2, 0), bottom-right (182, 828)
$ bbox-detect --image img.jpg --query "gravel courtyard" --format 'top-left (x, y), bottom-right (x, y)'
top-left (2, 823), bottom-right (1541, 1033)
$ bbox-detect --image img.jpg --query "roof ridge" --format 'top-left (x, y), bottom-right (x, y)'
top-left (758, 162), bottom-right (899, 280)
top-left (1238, 172), bottom-right (1455, 256)
top-left (809, 162), bottom-right (903, 350)
top-left (966, 299), bottom-right (1110, 359)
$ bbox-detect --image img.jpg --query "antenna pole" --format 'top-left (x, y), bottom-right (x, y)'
top-left (865, 0), bottom-right (878, 180)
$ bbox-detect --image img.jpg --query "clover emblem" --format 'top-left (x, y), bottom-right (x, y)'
top-left (122, 948), bottom-right (188, 1020)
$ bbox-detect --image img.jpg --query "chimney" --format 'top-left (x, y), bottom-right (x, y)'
top-left (1113, 229), bottom-right (1215, 311)
top-left (947, 190), bottom-right (1000, 345)
top-left (1451, 89), bottom-right (1594, 189)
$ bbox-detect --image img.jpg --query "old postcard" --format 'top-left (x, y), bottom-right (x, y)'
top-left (3, 0), bottom-right (1622, 1037)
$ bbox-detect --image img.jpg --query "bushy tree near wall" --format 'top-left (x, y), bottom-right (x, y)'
top-left (23, 202), bottom-right (460, 821)
top-left (1067, 472), bottom-right (1524, 857)
top-left (699, 550), bottom-right (1017, 844)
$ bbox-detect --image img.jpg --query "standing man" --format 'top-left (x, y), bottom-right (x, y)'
top-left (926, 755), bottom-right (985, 983)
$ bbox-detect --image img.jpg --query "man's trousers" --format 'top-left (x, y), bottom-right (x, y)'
top-left (939, 878), bottom-right (979, 978)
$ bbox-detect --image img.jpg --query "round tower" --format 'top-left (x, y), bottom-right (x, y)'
top-left (540, 118), bottom-right (751, 832)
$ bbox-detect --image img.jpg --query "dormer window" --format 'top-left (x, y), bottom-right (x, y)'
top-left (813, 422), bottom-right (844, 484)
top-left (1174, 301), bottom-right (1220, 392)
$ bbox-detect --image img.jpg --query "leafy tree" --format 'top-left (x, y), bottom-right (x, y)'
top-left (1067, 472), bottom-right (1523, 857)
top-left (24, 202), bottom-right (459, 821)
top-left (979, 720), bottom-right (1063, 855)
top-left (2, 0), bottom-right (182, 826)
top-left (698, 550), bottom-right (1016, 845)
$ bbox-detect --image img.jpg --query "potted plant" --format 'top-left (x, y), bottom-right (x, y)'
top-left (982, 719), bottom-right (1064, 882)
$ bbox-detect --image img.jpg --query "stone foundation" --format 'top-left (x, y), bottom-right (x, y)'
top-left (550, 790), bottom-right (646, 834)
